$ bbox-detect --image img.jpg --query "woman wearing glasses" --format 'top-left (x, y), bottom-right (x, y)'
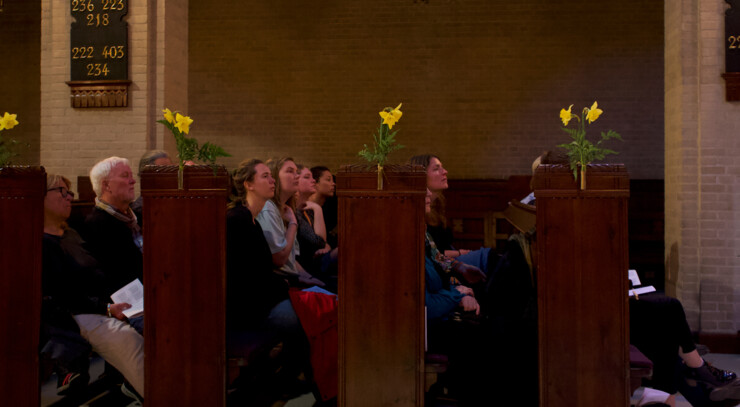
top-left (42, 174), bottom-right (144, 398)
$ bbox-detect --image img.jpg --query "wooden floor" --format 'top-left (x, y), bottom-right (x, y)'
top-left (39, 353), bottom-right (740, 407)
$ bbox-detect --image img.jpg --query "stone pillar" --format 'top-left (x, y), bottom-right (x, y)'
top-left (664, 0), bottom-right (740, 333)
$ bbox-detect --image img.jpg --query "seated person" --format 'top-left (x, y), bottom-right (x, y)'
top-left (409, 154), bottom-right (490, 277)
top-left (131, 149), bottom-right (173, 224)
top-left (42, 174), bottom-right (144, 397)
top-left (226, 159), bottom-right (300, 336)
top-left (227, 159), bottom-right (337, 402)
top-left (308, 166), bottom-right (338, 247)
top-left (423, 188), bottom-right (539, 405)
top-left (295, 164), bottom-right (338, 290)
top-left (81, 157), bottom-right (142, 299)
top-left (525, 151), bottom-right (740, 407)
top-left (631, 294), bottom-right (740, 406)
top-left (257, 157), bottom-right (325, 288)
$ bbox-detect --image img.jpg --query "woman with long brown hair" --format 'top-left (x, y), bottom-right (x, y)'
top-left (409, 154), bottom-right (488, 283)
top-left (256, 157), bottom-right (325, 287)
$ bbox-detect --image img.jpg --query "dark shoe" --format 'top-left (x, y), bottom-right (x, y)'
top-left (121, 382), bottom-right (143, 404)
top-left (57, 372), bottom-right (89, 395)
top-left (695, 343), bottom-right (711, 356)
top-left (686, 360), bottom-right (740, 401)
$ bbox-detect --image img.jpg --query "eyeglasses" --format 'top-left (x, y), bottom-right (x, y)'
top-left (47, 186), bottom-right (75, 199)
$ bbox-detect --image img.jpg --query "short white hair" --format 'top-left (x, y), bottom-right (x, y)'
top-left (89, 156), bottom-right (131, 197)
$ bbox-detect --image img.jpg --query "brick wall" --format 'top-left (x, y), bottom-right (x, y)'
top-left (188, 0), bottom-right (665, 180)
top-left (11, 0), bottom-right (738, 333)
top-left (0, 1), bottom-right (40, 165)
top-left (39, 0), bottom-right (152, 193)
top-left (665, 0), bottom-right (740, 333)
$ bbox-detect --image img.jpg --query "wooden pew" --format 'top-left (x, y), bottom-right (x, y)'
top-left (141, 165), bottom-right (230, 406)
top-left (533, 164), bottom-right (630, 406)
top-left (445, 176), bottom-right (531, 250)
top-left (337, 164), bottom-right (427, 407)
top-left (0, 166), bottom-right (46, 407)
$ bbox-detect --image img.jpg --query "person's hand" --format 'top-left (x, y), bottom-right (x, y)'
top-left (454, 285), bottom-right (474, 297)
top-left (282, 205), bottom-right (297, 224)
top-left (314, 244), bottom-right (331, 257)
top-left (444, 249), bottom-right (471, 258)
top-left (302, 201), bottom-right (322, 212)
top-left (109, 302), bottom-right (131, 321)
top-left (452, 261), bottom-right (486, 285)
top-left (458, 296), bottom-right (480, 315)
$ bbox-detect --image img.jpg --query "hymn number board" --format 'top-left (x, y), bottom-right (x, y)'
top-left (727, 0), bottom-right (740, 72)
top-left (70, 0), bottom-right (128, 81)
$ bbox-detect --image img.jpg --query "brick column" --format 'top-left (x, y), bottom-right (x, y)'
top-left (664, 0), bottom-right (740, 333)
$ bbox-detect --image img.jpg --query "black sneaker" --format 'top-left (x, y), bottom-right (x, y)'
top-left (686, 360), bottom-right (740, 401)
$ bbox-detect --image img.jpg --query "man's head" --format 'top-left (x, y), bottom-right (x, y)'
top-left (138, 150), bottom-right (173, 175)
top-left (90, 156), bottom-right (136, 211)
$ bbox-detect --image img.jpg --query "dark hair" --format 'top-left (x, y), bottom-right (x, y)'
top-left (408, 154), bottom-right (438, 169)
top-left (228, 158), bottom-right (264, 209)
top-left (138, 150), bottom-right (171, 175)
top-left (310, 166), bottom-right (331, 182)
top-left (408, 154), bottom-right (446, 228)
top-left (265, 157), bottom-right (296, 213)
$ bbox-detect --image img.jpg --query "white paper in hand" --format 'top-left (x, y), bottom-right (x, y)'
top-left (110, 278), bottom-right (144, 318)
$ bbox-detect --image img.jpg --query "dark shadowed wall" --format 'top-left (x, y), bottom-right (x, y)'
top-left (188, 0), bottom-right (664, 179)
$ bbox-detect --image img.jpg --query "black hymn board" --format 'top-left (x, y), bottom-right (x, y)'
top-left (723, 0), bottom-right (740, 101)
top-left (67, 0), bottom-right (130, 108)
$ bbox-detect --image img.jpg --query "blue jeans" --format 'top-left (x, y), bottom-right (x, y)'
top-left (457, 247), bottom-right (491, 275)
top-left (265, 299), bottom-right (302, 336)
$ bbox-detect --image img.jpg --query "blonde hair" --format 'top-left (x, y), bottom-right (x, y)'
top-left (46, 174), bottom-right (71, 191)
top-left (265, 157), bottom-right (296, 216)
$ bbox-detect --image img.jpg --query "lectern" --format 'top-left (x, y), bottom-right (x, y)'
top-left (337, 164), bottom-right (427, 407)
top-left (0, 166), bottom-right (45, 407)
top-left (533, 164), bottom-right (630, 406)
top-left (141, 165), bottom-right (230, 406)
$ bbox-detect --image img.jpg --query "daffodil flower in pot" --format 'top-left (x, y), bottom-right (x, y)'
top-left (158, 108), bottom-right (230, 189)
top-left (0, 112), bottom-right (21, 167)
top-left (557, 101), bottom-right (622, 190)
top-left (358, 103), bottom-right (405, 190)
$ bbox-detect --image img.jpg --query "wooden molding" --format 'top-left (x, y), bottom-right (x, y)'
top-left (66, 80), bottom-right (131, 108)
top-left (721, 72), bottom-right (740, 101)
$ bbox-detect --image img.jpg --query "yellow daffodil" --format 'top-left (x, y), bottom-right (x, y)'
top-left (586, 101), bottom-right (603, 124)
top-left (379, 103), bottom-right (403, 129)
top-left (0, 112), bottom-right (19, 131)
top-left (560, 105), bottom-right (574, 126)
top-left (162, 108), bottom-right (175, 124)
top-left (174, 113), bottom-right (193, 134)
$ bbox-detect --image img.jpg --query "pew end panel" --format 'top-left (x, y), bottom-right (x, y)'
top-left (337, 164), bottom-right (427, 407)
top-left (0, 166), bottom-right (46, 407)
top-left (534, 164), bottom-right (631, 407)
top-left (141, 165), bottom-right (230, 406)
